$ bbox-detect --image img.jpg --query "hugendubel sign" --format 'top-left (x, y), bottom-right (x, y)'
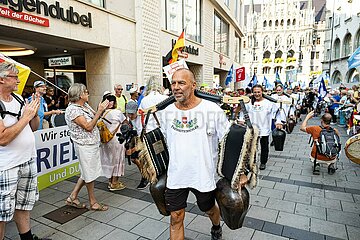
top-left (0, 0), bottom-right (92, 28)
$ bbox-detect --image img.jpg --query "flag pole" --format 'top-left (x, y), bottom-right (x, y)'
top-left (31, 71), bottom-right (67, 94)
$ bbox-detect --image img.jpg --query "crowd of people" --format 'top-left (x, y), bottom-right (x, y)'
top-left (1, 59), bottom-right (359, 240)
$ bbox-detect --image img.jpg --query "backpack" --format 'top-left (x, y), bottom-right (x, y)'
top-left (0, 93), bottom-right (24, 120)
top-left (97, 110), bottom-right (120, 143)
top-left (316, 126), bottom-right (341, 159)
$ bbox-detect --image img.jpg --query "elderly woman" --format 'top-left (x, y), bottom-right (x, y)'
top-left (65, 83), bottom-right (109, 211)
top-left (100, 93), bottom-right (127, 191)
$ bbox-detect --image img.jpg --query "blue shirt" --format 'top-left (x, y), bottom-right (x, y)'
top-left (28, 96), bottom-right (48, 130)
top-left (329, 95), bottom-right (340, 110)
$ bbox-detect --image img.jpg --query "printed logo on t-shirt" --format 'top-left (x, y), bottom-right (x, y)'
top-left (171, 117), bottom-right (198, 133)
top-left (252, 103), bottom-right (263, 112)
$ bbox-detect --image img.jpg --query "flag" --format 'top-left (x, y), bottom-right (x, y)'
top-left (264, 75), bottom-right (273, 90)
top-left (242, 73), bottom-right (251, 88)
top-left (225, 64), bottom-right (234, 86)
top-left (275, 71), bottom-right (282, 85)
top-left (318, 77), bottom-right (327, 100)
top-left (171, 30), bottom-right (185, 63)
top-left (348, 46), bottom-right (360, 69)
top-left (248, 73), bottom-right (257, 88)
top-left (164, 49), bottom-right (173, 65)
top-left (313, 72), bottom-right (325, 85)
top-left (0, 53), bottom-right (30, 95)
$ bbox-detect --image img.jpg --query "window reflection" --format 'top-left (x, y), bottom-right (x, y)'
top-left (86, 0), bottom-right (104, 7)
top-left (214, 12), bottom-right (229, 56)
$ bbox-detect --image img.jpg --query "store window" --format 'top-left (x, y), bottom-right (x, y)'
top-left (235, 34), bottom-right (241, 63)
top-left (343, 33), bottom-right (352, 57)
top-left (214, 12), bottom-right (229, 55)
top-left (166, 0), bottom-right (201, 43)
top-left (86, 0), bottom-right (104, 7)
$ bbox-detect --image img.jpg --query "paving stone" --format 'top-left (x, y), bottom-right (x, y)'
top-left (247, 206), bottom-right (279, 223)
top-left (30, 202), bottom-right (58, 219)
top-left (326, 208), bottom-right (360, 227)
top-left (268, 171), bottom-right (291, 180)
top-left (108, 211), bottom-right (146, 230)
top-left (56, 215), bottom-right (94, 234)
top-left (267, 165), bottom-right (284, 172)
top-left (72, 221), bottom-right (114, 240)
top-left (336, 180), bottom-right (360, 190)
top-left (322, 185), bottom-right (345, 192)
top-left (243, 217), bottom-right (264, 230)
top-left (138, 203), bottom-right (164, 220)
top-left (101, 228), bottom-right (139, 240)
top-left (274, 182), bottom-right (299, 193)
top-left (324, 190), bottom-right (354, 202)
top-left (280, 179), bottom-right (295, 185)
top-left (295, 203), bottom-right (326, 220)
top-left (284, 192), bottom-right (312, 204)
top-left (252, 230), bottom-right (289, 240)
top-left (258, 179), bottom-right (276, 188)
top-left (46, 231), bottom-right (79, 240)
top-left (118, 198), bottom-right (151, 213)
top-left (311, 196), bottom-right (342, 210)
top-left (131, 218), bottom-right (168, 239)
top-left (250, 195), bottom-right (269, 207)
top-left (347, 225), bottom-right (360, 240)
top-left (290, 174), bottom-right (312, 183)
top-left (258, 188), bottom-right (285, 200)
top-left (87, 206), bottom-right (124, 223)
top-left (105, 194), bottom-right (131, 208)
top-left (186, 215), bottom-right (212, 235)
top-left (262, 221), bottom-right (283, 236)
top-left (353, 194), bottom-right (360, 203)
top-left (341, 200), bottom-right (360, 214)
top-left (282, 226), bottom-right (325, 240)
top-left (266, 198), bottom-right (296, 213)
top-left (310, 218), bottom-right (347, 239)
top-left (299, 186), bottom-right (325, 198)
top-left (249, 186), bottom-right (261, 195)
top-left (311, 177), bottom-right (337, 187)
top-left (276, 211), bottom-right (310, 231)
top-left (262, 175), bottom-right (282, 182)
top-left (222, 226), bottom-right (255, 240)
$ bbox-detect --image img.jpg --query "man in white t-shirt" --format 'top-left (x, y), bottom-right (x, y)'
top-left (160, 68), bottom-right (247, 240)
top-left (0, 62), bottom-right (45, 240)
top-left (239, 84), bottom-right (284, 170)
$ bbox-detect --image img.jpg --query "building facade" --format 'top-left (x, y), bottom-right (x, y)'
top-left (243, 0), bottom-right (326, 88)
top-left (0, 0), bottom-right (245, 108)
top-left (322, 0), bottom-right (360, 85)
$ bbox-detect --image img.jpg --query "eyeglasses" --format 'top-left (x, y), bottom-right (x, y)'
top-left (116, 88), bottom-right (123, 90)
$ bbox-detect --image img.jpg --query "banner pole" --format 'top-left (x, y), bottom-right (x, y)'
top-left (31, 71), bottom-right (67, 94)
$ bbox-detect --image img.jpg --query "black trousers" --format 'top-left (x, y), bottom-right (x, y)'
top-left (260, 136), bottom-right (269, 164)
top-left (328, 108), bottom-right (337, 123)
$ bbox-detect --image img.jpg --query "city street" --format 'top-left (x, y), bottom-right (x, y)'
top-left (4, 116), bottom-right (360, 240)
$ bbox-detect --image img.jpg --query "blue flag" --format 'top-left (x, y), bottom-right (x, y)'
top-left (248, 73), bottom-right (257, 88)
top-left (225, 64), bottom-right (234, 86)
top-left (264, 75), bottom-right (272, 90)
top-left (275, 71), bottom-right (282, 85)
top-left (348, 46), bottom-right (360, 69)
top-left (318, 77), bottom-right (327, 100)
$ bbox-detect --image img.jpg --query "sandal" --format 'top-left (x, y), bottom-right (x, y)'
top-left (90, 202), bottom-right (109, 211)
top-left (65, 196), bottom-right (87, 209)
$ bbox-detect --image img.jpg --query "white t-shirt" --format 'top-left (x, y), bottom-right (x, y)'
top-left (129, 116), bottom-right (143, 136)
top-left (160, 99), bottom-right (230, 192)
top-left (103, 109), bottom-right (126, 133)
top-left (139, 91), bottom-right (168, 132)
top-left (0, 94), bottom-right (36, 171)
top-left (240, 99), bottom-right (282, 136)
top-left (271, 94), bottom-right (290, 121)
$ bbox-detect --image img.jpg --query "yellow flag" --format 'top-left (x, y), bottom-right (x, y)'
top-left (171, 30), bottom-right (185, 63)
top-left (0, 54), bottom-right (31, 95)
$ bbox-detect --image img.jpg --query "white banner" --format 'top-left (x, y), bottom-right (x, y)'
top-left (163, 59), bottom-right (188, 82)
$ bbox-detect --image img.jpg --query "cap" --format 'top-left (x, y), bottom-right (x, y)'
top-left (129, 87), bottom-right (137, 94)
top-left (103, 90), bottom-right (111, 97)
top-left (126, 101), bottom-right (138, 114)
top-left (34, 80), bottom-right (46, 88)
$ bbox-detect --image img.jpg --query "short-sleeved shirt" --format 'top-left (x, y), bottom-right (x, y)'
top-left (65, 103), bottom-right (100, 145)
top-left (116, 95), bottom-right (127, 113)
top-left (305, 126), bottom-right (339, 161)
top-left (28, 96), bottom-right (47, 130)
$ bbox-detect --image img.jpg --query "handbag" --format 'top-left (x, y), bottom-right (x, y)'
top-left (97, 110), bottom-right (120, 143)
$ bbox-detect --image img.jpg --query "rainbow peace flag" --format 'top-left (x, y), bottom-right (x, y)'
top-left (0, 54), bottom-right (30, 95)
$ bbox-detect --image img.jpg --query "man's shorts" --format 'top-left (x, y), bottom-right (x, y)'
top-left (165, 188), bottom-right (216, 212)
top-left (0, 158), bottom-right (39, 222)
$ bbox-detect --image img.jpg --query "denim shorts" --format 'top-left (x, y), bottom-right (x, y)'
top-left (0, 158), bottom-right (39, 222)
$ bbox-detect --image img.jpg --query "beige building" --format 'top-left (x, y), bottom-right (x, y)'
top-left (0, 0), bottom-right (245, 107)
top-left (243, 0), bottom-right (327, 87)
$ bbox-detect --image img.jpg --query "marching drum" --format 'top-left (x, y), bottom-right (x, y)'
top-left (345, 134), bottom-right (360, 164)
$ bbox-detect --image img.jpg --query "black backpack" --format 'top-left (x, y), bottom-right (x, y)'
top-left (316, 126), bottom-right (341, 159)
top-left (0, 93), bottom-right (25, 120)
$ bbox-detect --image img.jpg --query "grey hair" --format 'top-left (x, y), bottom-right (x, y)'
top-left (68, 83), bottom-right (87, 102)
top-left (114, 83), bottom-right (122, 89)
top-left (144, 76), bottom-right (163, 96)
top-left (0, 62), bottom-right (19, 78)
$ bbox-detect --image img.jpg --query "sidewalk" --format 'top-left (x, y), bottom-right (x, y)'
top-left (5, 116), bottom-right (360, 240)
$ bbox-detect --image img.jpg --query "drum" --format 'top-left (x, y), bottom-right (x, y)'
top-left (345, 134), bottom-right (360, 164)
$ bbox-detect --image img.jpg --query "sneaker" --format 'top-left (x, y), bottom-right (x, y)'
top-left (328, 163), bottom-right (336, 175)
top-left (136, 178), bottom-right (149, 190)
top-left (109, 182), bottom-right (126, 191)
top-left (313, 163), bottom-right (320, 175)
top-left (33, 234), bottom-right (52, 240)
top-left (259, 163), bottom-right (266, 170)
top-left (210, 225), bottom-right (222, 240)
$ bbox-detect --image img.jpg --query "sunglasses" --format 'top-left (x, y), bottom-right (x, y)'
top-left (117, 88), bottom-right (123, 90)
